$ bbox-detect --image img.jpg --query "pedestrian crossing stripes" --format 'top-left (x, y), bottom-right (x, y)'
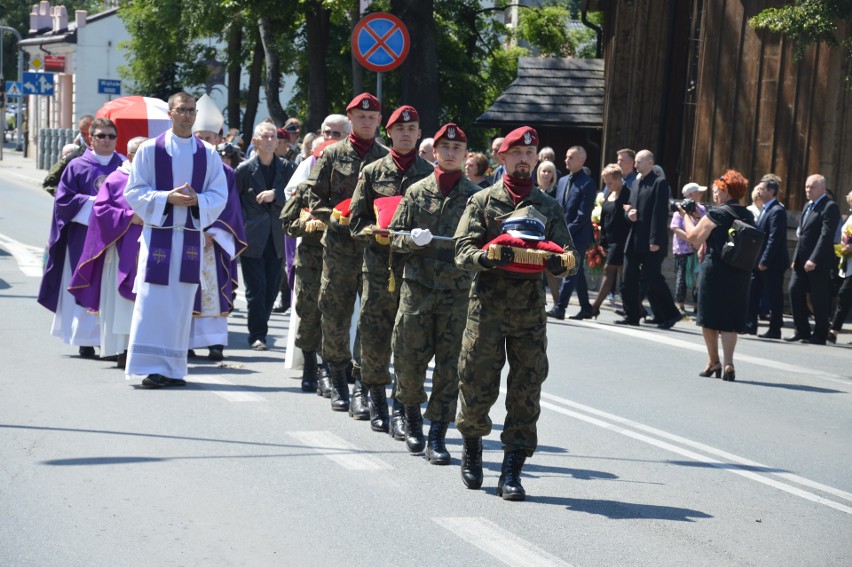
top-left (288, 430), bottom-right (393, 470)
top-left (192, 375), bottom-right (266, 402)
top-left (0, 232), bottom-right (44, 277)
top-left (434, 517), bottom-right (573, 567)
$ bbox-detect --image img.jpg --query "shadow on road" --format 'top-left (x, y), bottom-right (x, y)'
top-left (736, 380), bottom-right (846, 394)
top-left (528, 496), bottom-right (713, 521)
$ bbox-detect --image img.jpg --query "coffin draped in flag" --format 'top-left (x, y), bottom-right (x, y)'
top-left (96, 96), bottom-right (171, 157)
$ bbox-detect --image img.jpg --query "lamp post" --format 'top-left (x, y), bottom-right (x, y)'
top-left (0, 25), bottom-right (25, 151)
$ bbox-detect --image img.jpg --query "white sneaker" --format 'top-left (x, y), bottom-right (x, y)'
top-left (251, 339), bottom-right (268, 351)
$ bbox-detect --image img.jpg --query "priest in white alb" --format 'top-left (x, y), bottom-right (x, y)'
top-left (123, 92), bottom-right (229, 388)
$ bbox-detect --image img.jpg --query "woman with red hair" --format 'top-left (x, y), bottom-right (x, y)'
top-left (680, 170), bottom-right (754, 382)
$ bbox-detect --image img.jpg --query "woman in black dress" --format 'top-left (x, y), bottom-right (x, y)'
top-left (681, 170), bottom-right (754, 382)
top-left (587, 163), bottom-right (631, 317)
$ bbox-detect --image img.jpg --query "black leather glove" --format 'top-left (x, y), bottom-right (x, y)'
top-left (479, 246), bottom-right (514, 268)
top-left (546, 254), bottom-right (567, 275)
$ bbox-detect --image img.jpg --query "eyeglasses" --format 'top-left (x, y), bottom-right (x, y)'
top-left (284, 124), bottom-right (300, 132)
top-left (322, 129), bottom-right (343, 139)
top-left (171, 107), bottom-right (197, 116)
top-left (94, 133), bottom-right (117, 140)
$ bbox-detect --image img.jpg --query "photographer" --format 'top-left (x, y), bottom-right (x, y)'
top-left (670, 183), bottom-right (707, 316)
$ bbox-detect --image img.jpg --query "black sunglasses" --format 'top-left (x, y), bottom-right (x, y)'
top-left (94, 133), bottom-right (117, 140)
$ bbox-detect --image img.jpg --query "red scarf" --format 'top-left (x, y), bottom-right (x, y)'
top-left (348, 132), bottom-right (374, 159)
top-left (434, 166), bottom-right (462, 196)
top-left (391, 148), bottom-right (417, 174)
top-left (502, 173), bottom-right (533, 205)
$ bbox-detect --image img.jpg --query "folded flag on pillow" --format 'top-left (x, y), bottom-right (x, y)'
top-left (482, 233), bottom-right (575, 273)
top-left (332, 198), bottom-right (353, 226)
top-left (372, 195), bottom-right (403, 246)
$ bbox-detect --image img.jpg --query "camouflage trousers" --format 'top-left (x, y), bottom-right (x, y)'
top-left (358, 263), bottom-right (403, 386)
top-left (393, 280), bottom-right (469, 422)
top-left (456, 275), bottom-right (549, 457)
top-left (318, 236), bottom-right (363, 370)
top-left (294, 242), bottom-right (323, 353)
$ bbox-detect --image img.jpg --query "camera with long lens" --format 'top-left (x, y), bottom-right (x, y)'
top-left (670, 198), bottom-right (696, 215)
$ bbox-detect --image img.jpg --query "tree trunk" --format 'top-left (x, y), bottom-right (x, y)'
top-left (226, 22), bottom-right (243, 132)
top-left (242, 33), bottom-right (264, 143)
top-left (391, 0), bottom-right (439, 136)
top-left (305, 1), bottom-right (331, 132)
top-left (258, 15), bottom-right (287, 126)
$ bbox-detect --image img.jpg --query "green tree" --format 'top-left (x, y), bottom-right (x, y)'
top-left (749, 0), bottom-right (852, 87)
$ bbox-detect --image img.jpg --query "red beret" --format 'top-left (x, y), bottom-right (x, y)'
top-left (346, 93), bottom-right (381, 113)
top-left (385, 105), bottom-right (419, 130)
top-left (498, 126), bottom-right (539, 153)
top-left (276, 128), bottom-right (287, 139)
top-left (433, 123), bottom-right (467, 144)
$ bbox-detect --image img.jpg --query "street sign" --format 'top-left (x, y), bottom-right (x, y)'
top-left (351, 12), bottom-right (410, 73)
top-left (5, 81), bottom-right (23, 98)
top-left (98, 79), bottom-right (121, 95)
top-left (22, 71), bottom-right (54, 96)
top-left (30, 56), bottom-right (43, 70)
top-left (44, 55), bottom-right (65, 72)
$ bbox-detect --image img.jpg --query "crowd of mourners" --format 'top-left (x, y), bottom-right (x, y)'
top-left (37, 90), bottom-right (845, 500)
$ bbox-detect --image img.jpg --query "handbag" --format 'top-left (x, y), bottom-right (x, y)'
top-left (720, 205), bottom-right (765, 271)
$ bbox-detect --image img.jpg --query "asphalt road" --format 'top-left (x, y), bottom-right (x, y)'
top-left (1, 173), bottom-right (850, 566)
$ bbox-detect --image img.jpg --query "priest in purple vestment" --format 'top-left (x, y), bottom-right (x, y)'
top-left (37, 117), bottom-right (125, 358)
top-left (188, 94), bottom-right (248, 361)
top-left (68, 136), bottom-right (148, 367)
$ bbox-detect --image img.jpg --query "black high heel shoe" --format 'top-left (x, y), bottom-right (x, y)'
top-left (699, 361), bottom-right (722, 378)
top-left (722, 364), bottom-right (736, 382)
top-left (569, 307), bottom-right (599, 320)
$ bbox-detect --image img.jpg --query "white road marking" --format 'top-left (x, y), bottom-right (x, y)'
top-left (434, 517), bottom-right (573, 567)
top-left (288, 430), bottom-right (393, 471)
top-left (580, 320), bottom-right (852, 385)
top-left (192, 375), bottom-right (266, 402)
top-left (532, 390), bottom-right (852, 516)
top-left (0, 232), bottom-right (44, 277)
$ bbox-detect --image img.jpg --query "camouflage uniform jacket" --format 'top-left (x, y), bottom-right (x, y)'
top-left (350, 153), bottom-right (434, 274)
top-left (454, 181), bottom-right (578, 281)
top-left (305, 137), bottom-right (388, 227)
top-left (280, 182), bottom-right (323, 247)
top-left (389, 174), bottom-right (479, 291)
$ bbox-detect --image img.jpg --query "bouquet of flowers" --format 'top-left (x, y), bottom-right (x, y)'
top-left (586, 221), bottom-right (606, 276)
top-left (834, 224), bottom-right (852, 268)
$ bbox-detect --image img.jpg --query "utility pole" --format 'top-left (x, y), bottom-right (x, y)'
top-left (0, 25), bottom-right (24, 151)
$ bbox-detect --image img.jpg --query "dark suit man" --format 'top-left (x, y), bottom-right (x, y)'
top-left (547, 146), bottom-right (596, 320)
top-left (786, 174), bottom-right (841, 344)
top-left (618, 150), bottom-right (681, 328)
top-left (747, 178), bottom-right (789, 338)
top-left (235, 122), bottom-right (296, 349)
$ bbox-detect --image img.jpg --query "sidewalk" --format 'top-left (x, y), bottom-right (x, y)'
top-left (0, 139), bottom-right (46, 187)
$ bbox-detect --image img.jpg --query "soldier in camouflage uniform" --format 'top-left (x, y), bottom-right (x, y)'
top-left (453, 126), bottom-right (578, 501)
top-left (349, 105), bottom-right (434, 435)
top-left (280, 179), bottom-right (330, 395)
top-left (306, 93), bottom-right (387, 412)
top-left (389, 123), bottom-right (478, 463)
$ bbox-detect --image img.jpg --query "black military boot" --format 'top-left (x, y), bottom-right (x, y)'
top-left (425, 421), bottom-right (451, 465)
top-left (496, 449), bottom-right (527, 501)
top-left (349, 369), bottom-right (370, 420)
top-left (403, 405), bottom-right (426, 454)
top-left (301, 351), bottom-right (318, 393)
top-left (389, 399), bottom-right (406, 440)
top-left (460, 437), bottom-right (483, 489)
top-left (329, 367), bottom-right (350, 412)
top-left (367, 384), bottom-right (389, 432)
top-left (316, 361), bottom-right (332, 398)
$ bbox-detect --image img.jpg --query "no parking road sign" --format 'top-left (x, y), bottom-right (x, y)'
top-left (352, 13), bottom-right (410, 72)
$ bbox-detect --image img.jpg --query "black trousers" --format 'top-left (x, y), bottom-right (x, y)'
top-left (748, 267), bottom-right (787, 332)
top-left (622, 249), bottom-right (678, 323)
top-left (830, 275), bottom-right (852, 331)
top-left (789, 264), bottom-right (831, 339)
top-left (240, 235), bottom-right (284, 344)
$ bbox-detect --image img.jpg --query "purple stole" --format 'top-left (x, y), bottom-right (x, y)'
top-left (145, 133), bottom-right (207, 286)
